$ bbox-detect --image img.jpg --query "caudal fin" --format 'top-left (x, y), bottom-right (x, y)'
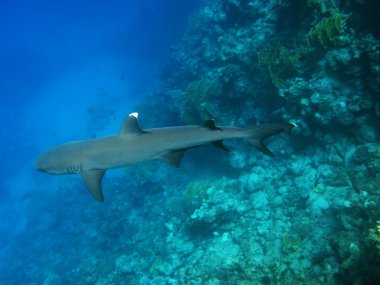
top-left (246, 123), bottom-right (295, 157)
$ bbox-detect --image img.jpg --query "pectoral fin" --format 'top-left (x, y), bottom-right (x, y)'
top-left (211, 140), bottom-right (230, 152)
top-left (160, 149), bottom-right (187, 168)
top-left (81, 170), bottom-right (106, 202)
top-left (249, 140), bottom-right (275, 157)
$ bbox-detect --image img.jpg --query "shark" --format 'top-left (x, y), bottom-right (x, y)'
top-left (35, 112), bottom-right (294, 202)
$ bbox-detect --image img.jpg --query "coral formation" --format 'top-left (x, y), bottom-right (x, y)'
top-left (307, 8), bottom-right (348, 48)
top-left (2, 0), bottom-right (380, 284)
top-left (258, 41), bottom-right (300, 87)
top-left (369, 220), bottom-right (380, 250)
top-left (181, 79), bottom-right (220, 124)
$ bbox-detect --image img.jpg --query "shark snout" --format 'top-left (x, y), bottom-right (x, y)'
top-left (35, 148), bottom-right (71, 174)
top-left (35, 156), bottom-right (48, 173)
top-left (35, 151), bottom-right (56, 173)
top-left (35, 165), bottom-right (47, 173)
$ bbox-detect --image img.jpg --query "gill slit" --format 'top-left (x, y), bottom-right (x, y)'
top-left (66, 164), bottom-right (82, 174)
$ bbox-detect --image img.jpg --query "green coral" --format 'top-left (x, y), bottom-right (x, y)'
top-left (183, 181), bottom-right (211, 213)
top-left (307, 0), bottom-right (323, 7)
top-left (307, 8), bottom-right (348, 48)
top-left (282, 234), bottom-right (303, 253)
top-left (258, 40), bottom-right (302, 87)
top-left (306, 0), bottom-right (336, 13)
top-left (181, 79), bottom-right (219, 124)
top-left (369, 220), bottom-right (380, 252)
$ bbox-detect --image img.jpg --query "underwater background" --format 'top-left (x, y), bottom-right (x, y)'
top-left (1, 0), bottom-right (380, 284)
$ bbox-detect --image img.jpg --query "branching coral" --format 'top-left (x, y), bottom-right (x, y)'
top-left (183, 181), bottom-right (212, 213)
top-left (258, 40), bottom-right (303, 87)
top-left (369, 220), bottom-right (380, 251)
top-left (307, 8), bottom-right (348, 48)
top-left (306, 0), bottom-right (339, 13)
top-left (181, 79), bottom-right (220, 124)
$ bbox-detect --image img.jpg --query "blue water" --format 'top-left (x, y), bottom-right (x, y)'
top-left (0, 1), bottom-right (199, 283)
top-left (0, 0), bottom-right (199, 192)
top-left (1, 1), bottom-right (380, 284)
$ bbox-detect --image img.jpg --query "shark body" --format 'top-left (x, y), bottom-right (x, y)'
top-left (35, 113), bottom-right (294, 201)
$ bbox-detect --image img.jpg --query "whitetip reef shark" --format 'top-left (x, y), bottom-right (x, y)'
top-left (35, 112), bottom-right (294, 202)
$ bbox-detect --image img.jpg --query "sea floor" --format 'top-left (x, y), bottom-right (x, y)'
top-left (1, 136), bottom-right (379, 284)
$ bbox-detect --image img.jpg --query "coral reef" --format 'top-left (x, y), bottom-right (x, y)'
top-left (163, 0), bottom-right (380, 143)
top-left (307, 8), bottom-right (348, 48)
top-left (2, 0), bottom-right (380, 284)
top-left (181, 79), bottom-right (221, 124)
top-left (257, 39), bottom-right (303, 87)
top-left (369, 220), bottom-right (380, 251)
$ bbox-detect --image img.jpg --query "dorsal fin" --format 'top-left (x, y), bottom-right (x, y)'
top-left (201, 119), bottom-right (223, 132)
top-left (120, 112), bottom-right (149, 135)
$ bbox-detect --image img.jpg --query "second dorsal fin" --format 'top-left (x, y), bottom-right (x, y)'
top-left (120, 112), bottom-right (149, 136)
top-left (201, 119), bottom-right (223, 132)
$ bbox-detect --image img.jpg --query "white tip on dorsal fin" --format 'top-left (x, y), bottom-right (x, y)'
top-left (120, 112), bottom-right (148, 135)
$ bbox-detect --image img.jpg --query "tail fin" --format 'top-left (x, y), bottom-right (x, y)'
top-left (246, 123), bottom-right (295, 157)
